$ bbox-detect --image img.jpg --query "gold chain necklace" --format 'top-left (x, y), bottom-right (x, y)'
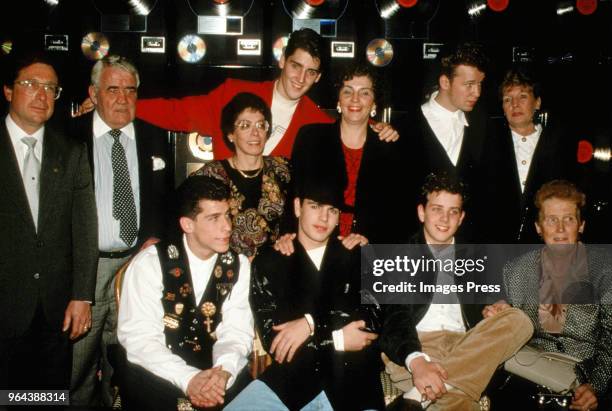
top-left (230, 157), bottom-right (263, 179)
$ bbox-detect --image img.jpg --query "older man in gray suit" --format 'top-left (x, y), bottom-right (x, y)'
top-left (0, 52), bottom-right (98, 390)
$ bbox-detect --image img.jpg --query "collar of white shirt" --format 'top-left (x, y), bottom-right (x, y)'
top-left (422, 91), bottom-right (469, 128)
top-left (183, 235), bottom-right (218, 302)
top-left (305, 244), bottom-right (326, 271)
top-left (93, 110), bottom-right (136, 141)
top-left (5, 114), bottom-right (45, 160)
top-left (510, 123), bottom-right (542, 147)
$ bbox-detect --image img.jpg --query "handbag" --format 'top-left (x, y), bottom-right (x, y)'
top-left (504, 345), bottom-right (579, 393)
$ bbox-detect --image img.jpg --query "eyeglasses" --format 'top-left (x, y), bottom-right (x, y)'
top-left (542, 215), bottom-right (578, 227)
top-left (14, 79), bottom-right (62, 100)
top-left (339, 86), bottom-right (374, 99)
top-left (234, 119), bottom-right (270, 133)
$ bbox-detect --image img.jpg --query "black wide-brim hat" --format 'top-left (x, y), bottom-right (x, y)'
top-left (295, 168), bottom-right (347, 211)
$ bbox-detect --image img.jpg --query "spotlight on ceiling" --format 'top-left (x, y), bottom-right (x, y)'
top-left (43, 0), bottom-right (59, 5)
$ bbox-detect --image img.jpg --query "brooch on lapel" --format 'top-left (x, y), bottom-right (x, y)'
top-left (152, 156), bottom-right (166, 171)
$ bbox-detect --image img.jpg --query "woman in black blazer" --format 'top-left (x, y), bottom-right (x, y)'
top-left (291, 63), bottom-right (407, 244)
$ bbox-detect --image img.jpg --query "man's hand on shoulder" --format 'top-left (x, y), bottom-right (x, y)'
top-left (274, 233), bottom-right (296, 256)
top-left (338, 233), bottom-right (368, 250)
top-left (270, 317), bottom-right (311, 363)
top-left (72, 97), bottom-right (95, 117)
top-left (370, 121), bottom-right (399, 142)
top-left (62, 300), bottom-right (91, 340)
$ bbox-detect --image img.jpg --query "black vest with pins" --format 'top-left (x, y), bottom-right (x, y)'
top-left (156, 239), bottom-right (240, 370)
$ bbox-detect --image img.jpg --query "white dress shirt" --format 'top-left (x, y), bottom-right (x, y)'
top-left (511, 124), bottom-right (542, 192)
top-left (92, 111), bottom-right (141, 250)
top-left (405, 240), bottom-right (466, 371)
top-left (265, 80), bottom-right (299, 155)
top-left (421, 91), bottom-right (469, 166)
top-left (117, 236), bottom-right (254, 394)
top-left (5, 114), bottom-right (44, 177)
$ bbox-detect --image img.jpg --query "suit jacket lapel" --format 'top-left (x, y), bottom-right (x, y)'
top-left (419, 110), bottom-right (455, 171)
top-left (38, 129), bottom-right (63, 232)
top-left (0, 123), bottom-right (35, 230)
top-left (501, 127), bottom-right (523, 206)
top-left (134, 120), bottom-right (148, 229)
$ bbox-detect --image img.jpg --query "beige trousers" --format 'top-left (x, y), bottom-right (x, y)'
top-left (384, 308), bottom-right (533, 410)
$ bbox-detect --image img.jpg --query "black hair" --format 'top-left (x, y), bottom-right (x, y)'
top-left (336, 62), bottom-right (380, 101)
top-left (283, 28), bottom-right (327, 70)
top-left (220, 92), bottom-right (272, 151)
top-left (418, 172), bottom-right (469, 207)
top-left (3, 51), bottom-right (58, 88)
top-left (176, 175), bottom-right (230, 219)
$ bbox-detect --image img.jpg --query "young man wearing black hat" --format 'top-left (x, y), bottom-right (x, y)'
top-left (225, 177), bottom-right (384, 410)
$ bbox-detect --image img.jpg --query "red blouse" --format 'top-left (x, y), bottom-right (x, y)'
top-left (340, 144), bottom-right (364, 237)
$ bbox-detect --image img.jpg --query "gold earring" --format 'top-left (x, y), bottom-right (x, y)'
top-left (336, 104), bottom-right (342, 114)
top-left (370, 108), bottom-right (377, 118)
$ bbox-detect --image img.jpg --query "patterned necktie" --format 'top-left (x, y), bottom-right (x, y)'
top-left (110, 129), bottom-right (137, 246)
top-left (21, 137), bottom-right (41, 229)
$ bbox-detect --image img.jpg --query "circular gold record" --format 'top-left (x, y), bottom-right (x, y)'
top-left (272, 36), bottom-right (289, 62)
top-left (81, 32), bottom-right (110, 61)
top-left (1, 40), bottom-right (12, 55)
top-left (366, 38), bottom-right (393, 67)
top-left (178, 34), bottom-right (206, 63)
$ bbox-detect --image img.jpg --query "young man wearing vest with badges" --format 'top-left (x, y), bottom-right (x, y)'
top-left (117, 175), bottom-right (253, 410)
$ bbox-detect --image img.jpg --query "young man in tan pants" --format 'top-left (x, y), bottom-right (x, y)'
top-left (381, 173), bottom-right (533, 410)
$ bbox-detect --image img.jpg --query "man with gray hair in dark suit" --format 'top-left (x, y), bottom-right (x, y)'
top-left (69, 54), bottom-right (172, 406)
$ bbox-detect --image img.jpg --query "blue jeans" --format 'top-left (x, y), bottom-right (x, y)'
top-left (224, 379), bottom-right (334, 411)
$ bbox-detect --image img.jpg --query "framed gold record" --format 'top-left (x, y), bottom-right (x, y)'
top-left (81, 32), bottom-right (110, 61)
top-left (366, 38), bottom-right (394, 67)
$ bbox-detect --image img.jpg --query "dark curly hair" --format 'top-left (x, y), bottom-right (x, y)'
top-left (176, 175), bottom-right (230, 220)
top-left (419, 172), bottom-right (469, 207)
top-left (336, 62), bottom-right (379, 100)
top-left (220, 92), bottom-right (272, 152)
